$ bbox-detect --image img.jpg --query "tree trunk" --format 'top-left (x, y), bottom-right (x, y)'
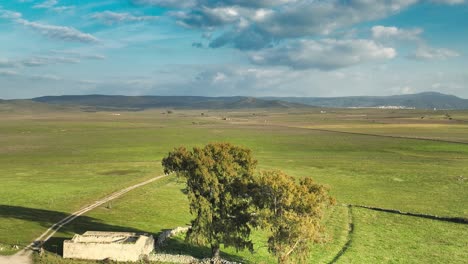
top-left (211, 245), bottom-right (221, 263)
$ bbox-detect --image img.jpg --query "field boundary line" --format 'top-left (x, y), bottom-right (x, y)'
top-left (327, 203), bottom-right (467, 264)
top-left (328, 205), bottom-right (354, 264)
top-left (271, 124), bottom-right (468, 145)
top-left (351, 205), bottom-right (468, 224)
top-left (19, 174), bottom-right (169, 257)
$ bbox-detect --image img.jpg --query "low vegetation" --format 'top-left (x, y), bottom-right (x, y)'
top-left (0, 107), bottom-right (467, 263)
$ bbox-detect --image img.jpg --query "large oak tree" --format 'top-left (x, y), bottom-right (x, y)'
top-left (162, 143), bottom-right (258, 260)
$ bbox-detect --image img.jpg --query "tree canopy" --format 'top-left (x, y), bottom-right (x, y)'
top-left (162, 143), bottom-right (334, 263)
top-left (254, 170), bottom-right (335, 263)
top-left (162, 143), bottom-right (258, 259)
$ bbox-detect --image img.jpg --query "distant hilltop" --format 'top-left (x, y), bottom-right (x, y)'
top-left (263, 92), bottom-right (468, 110)
top-left (2, 92), bottom-right (467, 110)
top-left (29, 95), bottom-right (308, 110)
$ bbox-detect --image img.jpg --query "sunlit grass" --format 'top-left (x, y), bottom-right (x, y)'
top-left (1, 108), bottom-right (467, 262)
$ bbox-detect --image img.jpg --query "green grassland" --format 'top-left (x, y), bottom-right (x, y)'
top-left (1, 107), bottom-right (467, 263)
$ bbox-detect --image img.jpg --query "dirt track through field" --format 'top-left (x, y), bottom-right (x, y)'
top-left (0, 174), bottom-right (168, 264)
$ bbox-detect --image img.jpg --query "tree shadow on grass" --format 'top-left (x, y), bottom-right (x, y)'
top-left (0, 205), bottom-right (248, 262)
top-left (0, 205), bottom-right (149, 255)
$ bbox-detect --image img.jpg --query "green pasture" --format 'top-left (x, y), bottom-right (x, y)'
top-left (0, 108), bottom-right (467, 262)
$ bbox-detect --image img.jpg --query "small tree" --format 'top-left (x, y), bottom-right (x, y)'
top-left (162, 143), bottom-right (258, 260)
top-left (254, 170), bottom-right (335, 264)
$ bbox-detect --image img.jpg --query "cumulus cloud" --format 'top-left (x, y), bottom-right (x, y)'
top-left (91, 11), bottom-right (159, 25)
top-left (168, 0), bottom-right (418, 50)
top-left (128, 0), bottom-right (466, 57)
top-left (250, 39), bottom-right (396, 70)
top-left (171, 6), bottom-right (244, 29)
top-left (408, 46), bottom-right (460, 60)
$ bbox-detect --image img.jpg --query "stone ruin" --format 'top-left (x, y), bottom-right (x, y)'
top-left (63, 231), bottom-right (154, 262)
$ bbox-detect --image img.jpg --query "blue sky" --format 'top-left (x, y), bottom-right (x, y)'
top-left (0, 0), bottom-right (467, 99)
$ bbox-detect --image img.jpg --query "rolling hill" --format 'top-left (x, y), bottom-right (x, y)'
top-left (31, 95), bottom-right (308, 110)
top-left (2, 92), bottom-right (466, 111)
top-left (0, 99), bottom-right (74, 113)
top-left (265, 92), bottom-right (468, 109)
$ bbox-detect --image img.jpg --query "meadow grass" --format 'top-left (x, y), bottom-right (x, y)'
top-left (37, 176), bottom-right (348, 264)
top-left (336, 207), bottom-right (468, 264)
top-left (1, 108), bottom-right (467, 262)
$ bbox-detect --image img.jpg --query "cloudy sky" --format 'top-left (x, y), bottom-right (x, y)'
top-left (0, 0), bottom-right (467, 99)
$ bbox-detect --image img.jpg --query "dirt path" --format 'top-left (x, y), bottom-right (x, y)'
top-left (0, 254), bottom-right (32, 264)
top-left (0, 174), bottom-right (168, 264)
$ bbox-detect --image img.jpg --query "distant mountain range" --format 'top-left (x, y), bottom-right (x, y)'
top-left (2, 92), bottom-right (466, 110)
top-left (31, 95), bottom-right (306, 110)
top-left (264, 92), bottom-right (468, 110)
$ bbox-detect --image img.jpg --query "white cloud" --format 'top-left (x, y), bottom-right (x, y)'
top-left (132, 0), bottom-right (295, 8)
top-left (175, 0), bottom-right (420, 50)
top-left (33, 0), bottom-right (58, 9)
top-left (250, 39), bottom-right (396, 70)
top-left (17, 19), bottom-right (98, 43)
top-left (0, 59), bottom-right (17, 68)
top-left (49, 50), bottom-right (106, 60)
top-left (372, 25), bottom-right (422, 40)
top-left (29, 74), bottom-right (62, 81)
top-left (431, 0), bottom-right (465, 4)
top-left (171, 6), bottom-right (244, 29)
top-left (409, 46), bottom-right (460, 60)
top-left (21, 56), bottom-right (80, 67)
top-left (131, 0), bottom-right (197, 8)
top-left (0, 8), bottom-right (22, 19)
top-left (0, 70), bottom-right (18, 76)
top-left (91, 11), bottom-right (159, 25)
top-left (1, 8), bottom-right (97, 43)
top-left (32, 0), bottom-right (75, 12)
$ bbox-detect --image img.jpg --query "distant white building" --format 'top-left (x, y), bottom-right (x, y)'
top-left (63, 231), bottom-right (154, 262)
top-left (348, 106), bottom-right (416, 110)
top-left (376, 106), bottom-right (416, 109)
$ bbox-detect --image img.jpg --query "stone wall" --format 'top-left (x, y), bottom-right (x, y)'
top-left (63, 233), bottom-right (154, 262)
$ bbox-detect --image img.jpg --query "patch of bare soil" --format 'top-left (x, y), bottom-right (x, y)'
top-left (0, 254), bottom-right (31, 264)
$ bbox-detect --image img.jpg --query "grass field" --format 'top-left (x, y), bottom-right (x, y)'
top-left (1, 107), bottom-right (467, 263)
